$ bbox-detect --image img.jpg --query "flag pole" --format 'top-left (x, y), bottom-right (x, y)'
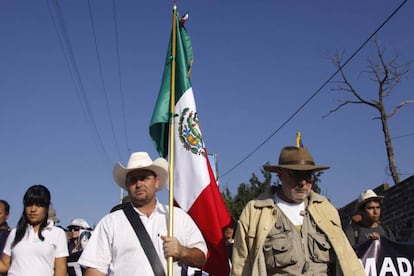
top-left (167, 3), bottom-right (177, 275)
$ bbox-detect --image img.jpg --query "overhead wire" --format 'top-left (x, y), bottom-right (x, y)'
top-left (48, 0), bottom-right (135, 168)
top-left (220, 0), bottom-right (410, 179)
top-left (46, 0), bottom-right (111, 162)
top-left (391, 132), bottom-right (414, 140)
top-left (112, 0), bottom-right (131, 156)
top-left (87, 0), bottom-right (122, 161)
top-left (111, 0), bottom-right (130, 202)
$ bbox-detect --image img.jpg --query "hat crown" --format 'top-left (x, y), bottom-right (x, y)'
top-left (263, 146), bottom-right (329, 173)
top-left (357, 189), bottom-right (382, 203)
top-left (279, 146), bottom-right (315, 167)
top-left (69, 218), bottom-right (90, 229)
top-left (127, 152), bottom-right (153, 169)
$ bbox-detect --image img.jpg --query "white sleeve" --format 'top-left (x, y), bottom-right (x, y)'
top-left (55, 227), bottom-right (69, 257)
top-left (174, 207), bottom-right (207, 256)
top-left (78, 215), bottom-right (113, 274)
top-left (2, 229), bottom-right (15, 256)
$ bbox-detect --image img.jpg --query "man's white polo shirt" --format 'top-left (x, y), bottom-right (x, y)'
top-left (78, 201), bottom-right (207, 276)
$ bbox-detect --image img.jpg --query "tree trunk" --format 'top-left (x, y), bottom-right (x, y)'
top-left (380, 107), bottom-right (400, 184)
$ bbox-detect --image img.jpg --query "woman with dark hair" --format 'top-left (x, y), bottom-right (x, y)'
top-left (0, 200), bottom-right (10, 250)
top-left (0, 199), bottom-right (10, 276)
top-left (0, 185), bottom-right (68, 275)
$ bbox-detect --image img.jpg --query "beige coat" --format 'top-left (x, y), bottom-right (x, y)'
top-left (231, 189), bottom-right (365, 276)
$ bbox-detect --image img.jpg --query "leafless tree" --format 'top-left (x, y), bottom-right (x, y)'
top-left (325, 38), bottom-right (413, 185)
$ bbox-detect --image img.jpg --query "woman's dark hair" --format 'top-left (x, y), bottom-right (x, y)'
top-left (0, 199), bottom-right (10, 229)
top-left (0, 200), bottom-right (10, 215)
top-left (12, 185), bottom-right (51, 247)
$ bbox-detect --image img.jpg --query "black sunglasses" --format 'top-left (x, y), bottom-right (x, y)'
top-left (288, 171), bottom-right (315, 183)
top-left (68, 226), bottom-right (81, 232)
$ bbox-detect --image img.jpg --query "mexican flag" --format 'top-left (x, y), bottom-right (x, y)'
top-left (150, 10), bottom-right (232, 276)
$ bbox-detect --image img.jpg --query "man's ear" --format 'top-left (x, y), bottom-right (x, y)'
top-left (155, 176), bottom-right (161, 189)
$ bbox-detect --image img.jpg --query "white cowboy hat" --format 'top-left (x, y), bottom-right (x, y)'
top-left (113, 152), bottom-right (168, 191)
top-left (355, 189), bottom-right (384, 210)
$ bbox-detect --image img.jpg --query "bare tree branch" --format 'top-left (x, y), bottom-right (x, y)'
top-left (322, 100), bottom-right (365, 118)
top-left (387, 100), bottom-right (414, 118)
top-left (326, 37), bottom-right (413, 185)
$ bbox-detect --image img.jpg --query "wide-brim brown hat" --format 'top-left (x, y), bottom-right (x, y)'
top-left (263, 146), bottom-right (330, 172)
top-left (113, 152), bottom-right (168, 191)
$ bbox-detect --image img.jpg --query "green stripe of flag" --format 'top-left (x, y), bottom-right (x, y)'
top-left (150, 12), bottom-right (193, 158)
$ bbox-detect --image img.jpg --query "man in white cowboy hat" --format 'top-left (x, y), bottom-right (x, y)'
top-left (344, 189), bottom-right (395, 247)
top-left (232, 146), bottom-right (365, 276)
top-left (78, 152), bottom-right (207, 276)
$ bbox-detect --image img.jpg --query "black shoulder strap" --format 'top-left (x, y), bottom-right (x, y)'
top-left (122, 204), bottom-right (166, 276)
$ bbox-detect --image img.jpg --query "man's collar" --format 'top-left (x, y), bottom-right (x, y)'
top-left (132, 199), bottom-right (168, 216)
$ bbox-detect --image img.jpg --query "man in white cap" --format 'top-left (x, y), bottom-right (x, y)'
top-left (344, 189), bottom-right (395, 247)
top-left (78, 152), bottom-right (207, 276)
top-left (232, 146), bottom-right (365, 276)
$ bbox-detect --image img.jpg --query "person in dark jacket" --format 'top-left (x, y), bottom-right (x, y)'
top-left (344, 189), bottom-right (395, 247)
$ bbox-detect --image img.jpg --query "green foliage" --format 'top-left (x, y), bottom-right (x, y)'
top-left (222, 164), bottom-right (278, 220)
top-left (312, 171), bottom-right (323, 194)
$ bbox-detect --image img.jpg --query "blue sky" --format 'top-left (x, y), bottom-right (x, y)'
top-left (1, 0), bottom-right (413, 228)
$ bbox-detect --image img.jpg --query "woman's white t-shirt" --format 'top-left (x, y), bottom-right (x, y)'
top-left (3, 222), bottom-right (69, 276)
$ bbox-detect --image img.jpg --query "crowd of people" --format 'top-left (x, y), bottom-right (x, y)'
top-left (0, 143), bottom-right (396, 275)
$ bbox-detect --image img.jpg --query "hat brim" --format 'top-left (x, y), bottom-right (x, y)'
top-left (263, 164), bottom-right (330, 172)
top-left (113, 158), bottom-right (168, 191)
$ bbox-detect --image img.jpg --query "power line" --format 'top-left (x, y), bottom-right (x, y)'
top-left (392, 132), bottom-right (414, 140)
top-left (112, 0), bottom-right (130, 202)
top-left (87, 0), bottom-right (122, 160)
top-left (48, 0), bottom-right (134, 164)
top-left (112, 0), bottom-right (131, 156)
top-left (220, 0), bottom-right (409, 179)
top-left (46, 0), bottom-right (111, 162)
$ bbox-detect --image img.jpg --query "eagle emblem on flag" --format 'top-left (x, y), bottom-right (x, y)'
top-left (178, 107), bottom-right (205, 157)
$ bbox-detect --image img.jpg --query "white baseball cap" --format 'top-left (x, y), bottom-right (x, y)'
top-left (67, 218), bottom-right (91, 229)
